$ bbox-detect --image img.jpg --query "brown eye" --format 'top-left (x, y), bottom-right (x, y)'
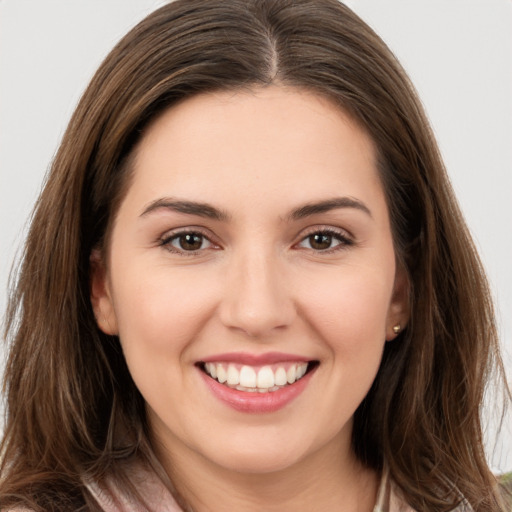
top-left (163, 232), bottom-right (213, 253)
top-left (308, 233), bottom-right (333, 250)
top-left (297, 230), bottom-right (352, 252)
top-left (178, 233), bottom-right (204, 250)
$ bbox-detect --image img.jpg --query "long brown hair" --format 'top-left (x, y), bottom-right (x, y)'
top-left (1, 1), bottom-right (509, 510)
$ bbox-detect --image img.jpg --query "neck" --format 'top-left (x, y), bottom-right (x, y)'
top-left (153, 432), bottom-right (379, 512)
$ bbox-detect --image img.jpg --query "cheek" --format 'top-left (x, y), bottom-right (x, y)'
top-left (287, 268), bottom-right (393, 446)
top-left (109, 263), bottom-right (219, 360)
top-left (108, 265), bottom-right (223, 418)
top-left (298, 266), bottom-right (393, 357)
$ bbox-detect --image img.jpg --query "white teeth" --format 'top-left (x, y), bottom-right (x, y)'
top-left (236, 385), bottom-right (257, 392)
top-left (286, 365), bottom-right (296, 384)
top-left (257, 366), bottom-right (275, 388)
top-left (216, 365), bottom-right (227, 383)
top-left (204, 362), bottom-right (217, 379)
top-left (203, 361), bottom-right (312, 392)
top-left (274, 367), bottom-right (287, 386)
top-left (239, 365), bottom-right (257, 388)
top-left (227, 364), bottom-right (240, 385)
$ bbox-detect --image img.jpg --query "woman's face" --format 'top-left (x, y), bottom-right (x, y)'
top-left (91, 86), bottom-right (408, 476)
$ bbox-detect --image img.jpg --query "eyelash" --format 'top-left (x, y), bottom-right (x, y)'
top-left (296, 227), bottom-right (354, 254)
top-left (159, 228), bottom-right (217, 256)
top-left (159, 227), bottom-right (354, 256)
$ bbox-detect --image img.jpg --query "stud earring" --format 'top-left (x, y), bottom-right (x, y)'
top-left (393, 324), bottom-right (401, 334)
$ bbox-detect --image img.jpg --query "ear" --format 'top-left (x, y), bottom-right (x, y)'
top-left (90, 248), bottom-right (118, 335)
top-left (385, 262), bottom-right (410, 341)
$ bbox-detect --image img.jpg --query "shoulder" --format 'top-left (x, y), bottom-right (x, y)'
top-left (86, 458), bottom-right (184, 512)
top-left (378, 466), bottom-right (475, 512)
top-left (374, 466), bottom-right (417, 512)
top-left (384, 473), bottom-right (512, 512)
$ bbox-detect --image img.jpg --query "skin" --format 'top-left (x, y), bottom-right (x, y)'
top-left (91, 86), bottom-right (409, 512)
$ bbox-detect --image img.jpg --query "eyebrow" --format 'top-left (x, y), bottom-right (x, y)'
top-left (140, 198), bottom-right (231, 221)
top-left (289, 197), bottom-right (372, 220)
top-left (140, 196), bottom-right (371, 222)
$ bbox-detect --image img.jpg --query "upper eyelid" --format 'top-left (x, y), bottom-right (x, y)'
top-left (297, 225), bottom-right (354, 240)
top-left (160, 226), bottom-right (217, 241)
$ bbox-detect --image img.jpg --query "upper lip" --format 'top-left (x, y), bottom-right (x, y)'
top-left (199, 351), bottom-right (313, 365)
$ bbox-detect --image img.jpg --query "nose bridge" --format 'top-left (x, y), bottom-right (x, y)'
top-left (219, 242), bottom-right (294, 337)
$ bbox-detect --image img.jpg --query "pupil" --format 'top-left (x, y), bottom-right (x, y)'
top-left (311, 233), bottom-right (331, 250)
top-left (180, 233), bottom-right (202, 250)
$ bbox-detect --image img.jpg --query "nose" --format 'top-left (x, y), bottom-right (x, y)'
top-left (218, 249), bottom-right (296, 338)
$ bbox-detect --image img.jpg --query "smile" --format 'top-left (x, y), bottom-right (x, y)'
top-left (197, 355), bottom-right (319, 413)
top-left (201, 362), bottom-right (310, 393)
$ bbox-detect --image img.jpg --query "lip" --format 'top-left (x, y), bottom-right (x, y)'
top-left (198, 358), bottom-right (318, 413)
top-left (200, 351), bottom-right (311, 365)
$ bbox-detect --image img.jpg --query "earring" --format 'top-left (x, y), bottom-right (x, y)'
top-left (393, 324), bottom-right (401, 334)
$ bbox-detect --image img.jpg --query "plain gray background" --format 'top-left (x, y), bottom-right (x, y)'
top-left (1, 0), bottom-right (511, 471)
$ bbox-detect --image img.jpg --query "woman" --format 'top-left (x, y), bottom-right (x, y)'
top-left (1, 0), bottom-right (509, 510)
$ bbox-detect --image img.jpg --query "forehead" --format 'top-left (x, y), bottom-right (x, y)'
top-left (122, 86), bottom-right (384, 218)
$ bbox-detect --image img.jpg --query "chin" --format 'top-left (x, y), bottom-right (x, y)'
top-left (201, 432), bottom-right (317, 475)
top-left (215, 449), bottom-right (304, 475)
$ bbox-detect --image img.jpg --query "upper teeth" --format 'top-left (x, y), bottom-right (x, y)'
top-left (203, 362), bottom-right (309, 392)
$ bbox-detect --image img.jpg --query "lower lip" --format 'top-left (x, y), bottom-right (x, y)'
top-left (199, 367), bottom-right (315, 413)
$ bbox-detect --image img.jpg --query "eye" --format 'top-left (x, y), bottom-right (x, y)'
top-left (297, 229), bottom-right (353, 252)
top-left (160, 231), bottom-right (215, 254)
